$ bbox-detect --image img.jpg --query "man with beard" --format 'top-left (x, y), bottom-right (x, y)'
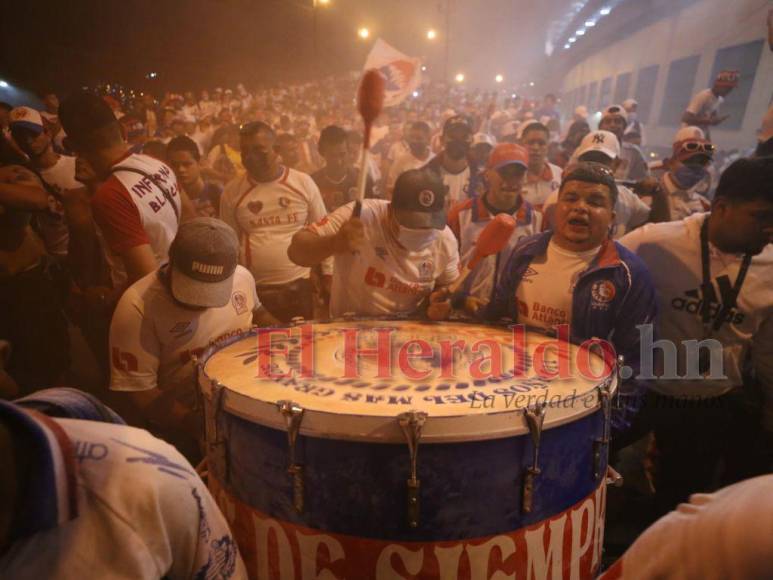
top-left (620, 156), bottom-right (773, 514)
top-left (423, 115), bottom-right (475, 209)
top-left (219, 121), bottom-right (330, 322)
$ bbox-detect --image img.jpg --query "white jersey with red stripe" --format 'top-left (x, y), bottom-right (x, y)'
top-left (307, 199), bottom-right (460, 318)
top-left (448, 195), bottom-right (542, 302)
top-left (92, 153), bottom-right (180, 287)
top-left (220, 167), bottom-right (331, 285)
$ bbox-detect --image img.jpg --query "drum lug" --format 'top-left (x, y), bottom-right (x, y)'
top-left (398, 410), bottom-right (427, 529)
top-left (278, 400), bottom-right (305, 513)
top-left (593, 365), bottom-right (616, 481)
top-left (522, 402), bottom-right (547, 514)
top-left (204, 379), bottom-right (230, 484)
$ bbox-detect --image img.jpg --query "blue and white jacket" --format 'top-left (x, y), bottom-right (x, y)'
top-left (483, 231), bottom-right (658, 443)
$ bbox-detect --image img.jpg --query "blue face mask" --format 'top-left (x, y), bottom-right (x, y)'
top-left (673, 164), bottom-right (708, 189)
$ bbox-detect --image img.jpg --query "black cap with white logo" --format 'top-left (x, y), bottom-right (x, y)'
top-left (169, 218), bottom-right (239, 308)
top-left (391, 169), bottom-right (447, 229)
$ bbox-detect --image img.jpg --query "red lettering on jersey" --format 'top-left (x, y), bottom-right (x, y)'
top-left (112, 347), bottom-right (139, 372)
top-left (364, 266), bottom-right (386, 288)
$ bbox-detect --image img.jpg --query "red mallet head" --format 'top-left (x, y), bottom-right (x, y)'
top-left (357, 69), bottom-right (386, 148)
top-left (469, 213), bottom-right (517, 269)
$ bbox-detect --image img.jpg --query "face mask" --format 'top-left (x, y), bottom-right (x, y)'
top-left (409, 142), bottom-right (427, 157)
top-left (627, 112), bottom-right (638, 122)
top-left (242, 149), bottom-right (271, 176)
top-left (445, 141), bottom-right (469, 161)
top-left (397, 225), bottom-right (438, 251)
top-left (673, 164), bottom-right (708, 190)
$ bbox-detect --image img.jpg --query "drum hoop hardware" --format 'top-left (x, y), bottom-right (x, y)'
top-left (278, 400), bottom-right (306, 513)
top-left (398, 410), bottom-right (427, 529)
top-left (593, 355), bottom-right (621, 481)
top-left (522, 401), bottom-right (547, 514)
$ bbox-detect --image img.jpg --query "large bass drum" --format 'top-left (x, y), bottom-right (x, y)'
top-left (198, 319), bottom-right (618, 579)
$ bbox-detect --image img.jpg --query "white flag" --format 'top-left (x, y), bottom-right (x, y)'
top-left (363, 39), bottom-right (422, 108)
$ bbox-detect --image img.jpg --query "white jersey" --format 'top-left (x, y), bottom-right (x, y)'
top-left (522, 163), bottom-right (562, 210)
top-left (92, 153), bottom-right (180, 287)
top-left (109, 265), bottom-right (258, 402)
top-left (308, 199), bottom-right (460, 317)
top-left (515, 240), bottom-right (599, 330)
top-left (542, 184), bottom-right (650, 238)
top-left (684, 89), bottom-right (723, 125)
top-left (0, 406), bottom-right (247, 580)
top-left (620, 214), bottom-right (773, 429)
top-left (220, 167), bottom-right (331, 285)
top-left (661, 172), bottom-right (711, 221)
top-left (38, 154), bottom-right (81, 256)
top-left (448, 196), bottom-right (542, 302)
top-left (386, 150), bottom-right (433, 197)
top-left (600, 475), bottom-right (773, 580)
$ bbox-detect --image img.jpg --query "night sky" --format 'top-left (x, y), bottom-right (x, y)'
top-left (1, 0), bottom-right (560, 95)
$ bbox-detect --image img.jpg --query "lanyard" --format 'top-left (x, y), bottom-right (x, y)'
top-left (699, 216), bottom-right (752, 333)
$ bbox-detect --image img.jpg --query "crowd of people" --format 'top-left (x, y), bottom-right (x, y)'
top-left (0, 44), bottom-right (772, 577)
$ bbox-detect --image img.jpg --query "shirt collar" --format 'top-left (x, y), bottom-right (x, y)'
top-left (0, 401), bottom-right (78, 543)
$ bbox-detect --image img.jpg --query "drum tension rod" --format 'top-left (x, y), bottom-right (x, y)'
top-left (278, 400), bottom-right (305, 514)
top-left (522, 402), bottom-right (547, 514)
top-left (593, 355), bottom-right (622, 482)
top-left (398, 411), bottom-right (427, 529)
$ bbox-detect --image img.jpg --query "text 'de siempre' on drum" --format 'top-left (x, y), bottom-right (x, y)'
top-left (198, 319), bottom-right (621, 579)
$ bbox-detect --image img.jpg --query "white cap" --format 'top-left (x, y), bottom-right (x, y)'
top-left (574, 105), bottom-right (589, 119)
top-left (601, 104), bottom-right (628, 122)
top-left (673, 126), bottom-right (706, 144)
top-left (472, 132), bottom-right (496, 146)
top-left (622, 98), bottom-right (638, 110)
top-left (575, 130), bottom-right (621, 161)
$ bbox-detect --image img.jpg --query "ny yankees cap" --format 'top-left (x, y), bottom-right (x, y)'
top-left (392, 169), bottom-right (447, 229)
top-left (169, 218), bottom-right (239, 308)
top-left (575, 130), bottom-right (621, 161)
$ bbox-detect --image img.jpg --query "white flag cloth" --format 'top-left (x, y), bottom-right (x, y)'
top-left (362, 39), bottom-right (422, 108)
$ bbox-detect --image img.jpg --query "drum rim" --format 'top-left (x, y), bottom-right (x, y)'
top-left (197, 318), bottom-right (617, 443)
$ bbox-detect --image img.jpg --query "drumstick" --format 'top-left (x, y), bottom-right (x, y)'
top-left (353, 69), bottom-right (386, 216)
top-left (447, 213), bottom-right (517, 295)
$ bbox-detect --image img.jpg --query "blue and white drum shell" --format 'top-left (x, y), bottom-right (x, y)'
top-left (198, 320), bottom-right (617, 579)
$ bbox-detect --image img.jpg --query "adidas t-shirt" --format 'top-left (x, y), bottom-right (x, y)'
top-left (620, 214), bottom-right (773, 429)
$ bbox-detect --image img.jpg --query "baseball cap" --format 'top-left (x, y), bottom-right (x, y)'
top-left (622, 98), bottom-right (638, 110)
top-left (391, 169), bottom-right (447, 229)
top-left (715, 70), bottom-right (740, 88)
top-left (9, 107), bottom-right (44, 134)
top-left (487, 143), bottom-right (528, 171)
top-left (672, 126), bottom-right (714, 162)
top-left (601, 104), bottom-right (628, 122)
top-left (575, 130), bottom-right (621, 161)
top-left (59, 91), bottom-right (118, 150)
top-left (168, 218), bottom-right (239, 308)
top-left (472, 132), bottom-right (496, 147)
top-left (442, 114), bottom-right (472, 136)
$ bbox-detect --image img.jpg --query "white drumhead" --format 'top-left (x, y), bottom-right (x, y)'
top-left (200, 320), bottom-right (616, 443)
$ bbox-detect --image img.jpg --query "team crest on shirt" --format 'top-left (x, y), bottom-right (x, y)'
top-left (591, 280), bottom-right (616, 309)
top-left (418, 189), bottom-right (435, 208)
top-left (278, 196), bottom-right (290, 208)
top-left (247, 200), bottom-right (263, 214)
top-left (231, 291), bottom-right (248, 315)
top-left (521, 267), bottom-right (538, 283)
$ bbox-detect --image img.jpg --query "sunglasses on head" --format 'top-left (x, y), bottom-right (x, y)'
top-left (678, 141), bottom-right (715, 155)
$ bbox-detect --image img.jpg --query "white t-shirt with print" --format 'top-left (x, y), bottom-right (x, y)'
top-left (0, 416), bottom-right (247, 580)
top-left (307, 199), bottom-right (460, 317)
top-left (662, 172), bottom-right (711, 221)
top-left (109, 265), bottom-right (258, 400)
top-left (440, 165), bottom-right (472, 208)
top-left (522, 162), bottom-right (562, 210)
top-left (220, 167), bottom-right (331, 285)
top-left (37, 154), bottom-right (81, 256)
top-left (542, 184), bottom-right (650, 238)
top-left (515, 240), bottom-right (599, 330)
top-left (684, 89), bottom-right (722, 124)
top-left (620, 214), bottom-right (773, 429)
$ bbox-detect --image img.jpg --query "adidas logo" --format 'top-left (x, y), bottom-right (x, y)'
top-left (671, 279), bottom-right (745, 326)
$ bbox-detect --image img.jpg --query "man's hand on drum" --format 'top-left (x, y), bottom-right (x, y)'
top-left (427, 286), bottom-right (452, 321)
top-left (332, 217), bottom-right (365, 254)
